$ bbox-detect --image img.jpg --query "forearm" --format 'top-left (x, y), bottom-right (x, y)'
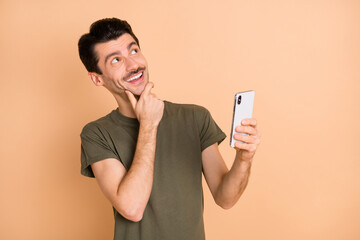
top-left (215, 154), bottom-right (252, 209)
top-left (115, 123), bottom-right (158, 220)
top-left (111, 84), bottom-right (163, 221)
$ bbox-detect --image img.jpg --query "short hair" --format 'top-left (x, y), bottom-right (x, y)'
top-left (78, 18), bottom-right (140, 74)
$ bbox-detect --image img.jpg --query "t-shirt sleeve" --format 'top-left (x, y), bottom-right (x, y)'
top-left (194, 106), bottom-right (227, 151)
top-left (80, 123), bottom-right (120, 178)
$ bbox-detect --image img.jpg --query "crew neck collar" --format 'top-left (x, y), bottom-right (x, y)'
top-left (112, 108), bottom-right (139, 125)
top-left (111, 101), bottom-right (169, 125)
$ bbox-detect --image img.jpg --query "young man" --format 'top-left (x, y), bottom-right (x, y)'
top-left (78, 18), bottom-right (260, 240)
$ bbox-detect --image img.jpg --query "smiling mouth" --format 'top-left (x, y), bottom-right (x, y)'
top-left (126, 72), bottom-right (143, 82)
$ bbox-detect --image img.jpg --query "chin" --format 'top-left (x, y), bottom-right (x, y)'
top-left (128, 85), bottom-right (145, 97)
top-left (134, 87), bottom-right (146, 96)
top-left (136, 79), bottom-right (149, 95)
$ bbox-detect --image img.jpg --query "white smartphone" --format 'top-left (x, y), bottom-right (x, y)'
top-left (230, 90), bottom-right (255, 148)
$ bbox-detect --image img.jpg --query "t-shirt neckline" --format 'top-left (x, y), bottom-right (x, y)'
top-left (111, 101), bottom-right (169, 125)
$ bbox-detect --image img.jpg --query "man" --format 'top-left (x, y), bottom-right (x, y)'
top-left (78, 18), bottom-right (260, 240)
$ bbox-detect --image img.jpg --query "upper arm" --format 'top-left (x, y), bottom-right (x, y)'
top-left (91, 158), bottom-right (127, 208)
top-left (202, 143), bottom-right (228, 198)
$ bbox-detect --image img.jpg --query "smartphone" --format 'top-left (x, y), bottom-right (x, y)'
top-left (230, 91), bottom-right (255, 148)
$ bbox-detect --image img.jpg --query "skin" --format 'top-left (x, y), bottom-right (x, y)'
top-left (202, 120), bottom-right (261, 209)
top-left (87, 33), bottom-right (261, 222)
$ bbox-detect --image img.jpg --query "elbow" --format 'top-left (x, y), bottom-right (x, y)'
top-left (216, 200), bottom-right (235, 210)
top-left (124, 211), bottom-right (144, 222)
top-left (114, 204), bottom-right (145, 222)
top-left (214, 194), bottom-right (237, 210)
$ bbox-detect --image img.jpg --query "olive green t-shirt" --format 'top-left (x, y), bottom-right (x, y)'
top-left (80, 101), bottom-right (226, 240)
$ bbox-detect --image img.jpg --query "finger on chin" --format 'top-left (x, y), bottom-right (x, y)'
top-left (125, 90), bottom-right (137, 109)
top-left (143, 82), bottom-right (154, 95)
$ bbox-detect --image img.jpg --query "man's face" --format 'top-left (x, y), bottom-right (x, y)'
top-left (94, 33), bottom-right (149, 97)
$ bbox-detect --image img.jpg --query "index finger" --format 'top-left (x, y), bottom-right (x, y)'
top-left (241, 118), bottom-right (257, 127)
top-left (142, 82), bottom-right (154, 97)
top-left (125, 90), bottom-right (137, 110)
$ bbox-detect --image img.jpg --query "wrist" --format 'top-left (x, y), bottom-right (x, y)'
top-left (235, 154), bottom-right (252, 171)
top-left (139, 121), bottom-right (159, 133)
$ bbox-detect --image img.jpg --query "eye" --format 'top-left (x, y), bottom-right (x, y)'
top-left (111, 57), bottom-right (120, 64)
top-left (131, 49), bottom-right (138, 55)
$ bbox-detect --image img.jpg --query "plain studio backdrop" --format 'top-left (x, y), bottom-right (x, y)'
top-left (0, 0), bottom-right (359, 239)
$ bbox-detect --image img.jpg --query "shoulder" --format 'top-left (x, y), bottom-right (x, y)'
top-left (80, 110), bottom-right (117, 137)
top-left (162, 101), bottom-right (213, 131)
top-left (164, 101), bottom-right (209, 116)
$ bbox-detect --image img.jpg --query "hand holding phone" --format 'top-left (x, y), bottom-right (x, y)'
top-left (230, 91), bottom-right (255, 148)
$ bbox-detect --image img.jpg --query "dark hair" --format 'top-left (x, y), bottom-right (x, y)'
top-left (78, 18), bottom-right (140, 74)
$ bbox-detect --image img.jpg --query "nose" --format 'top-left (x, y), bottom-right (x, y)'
top-left (125, 56), bottom-right (139, 72)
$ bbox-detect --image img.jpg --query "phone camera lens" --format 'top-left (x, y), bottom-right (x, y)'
top-left (237, 95), bottom-right (242, 104)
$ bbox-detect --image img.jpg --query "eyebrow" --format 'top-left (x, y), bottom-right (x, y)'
top-left (104, 51), bottom-right (121, 65)
top-left (104, 41), bottom-right (138, 64)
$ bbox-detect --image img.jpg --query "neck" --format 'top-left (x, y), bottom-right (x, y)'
top-left (113, 93), bottom-right (137, 118)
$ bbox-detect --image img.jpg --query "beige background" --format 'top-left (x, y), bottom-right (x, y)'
top-left (1, 0), bottom-right (359, 239)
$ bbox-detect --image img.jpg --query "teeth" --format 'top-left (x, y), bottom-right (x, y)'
top-left (126, 72), bottom-right (143, 82)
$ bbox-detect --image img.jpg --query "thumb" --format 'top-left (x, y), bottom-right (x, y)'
top-left (125, 90), bottom-right (137, 110)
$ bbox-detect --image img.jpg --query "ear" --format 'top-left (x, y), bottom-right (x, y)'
top-left (88, 72), bottom-right (105, 86)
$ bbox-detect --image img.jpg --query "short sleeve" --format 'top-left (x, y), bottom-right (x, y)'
top-left (194, 106), bottom-right (227, 151)
top-left (80, 123), bottom-right (119, 178)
